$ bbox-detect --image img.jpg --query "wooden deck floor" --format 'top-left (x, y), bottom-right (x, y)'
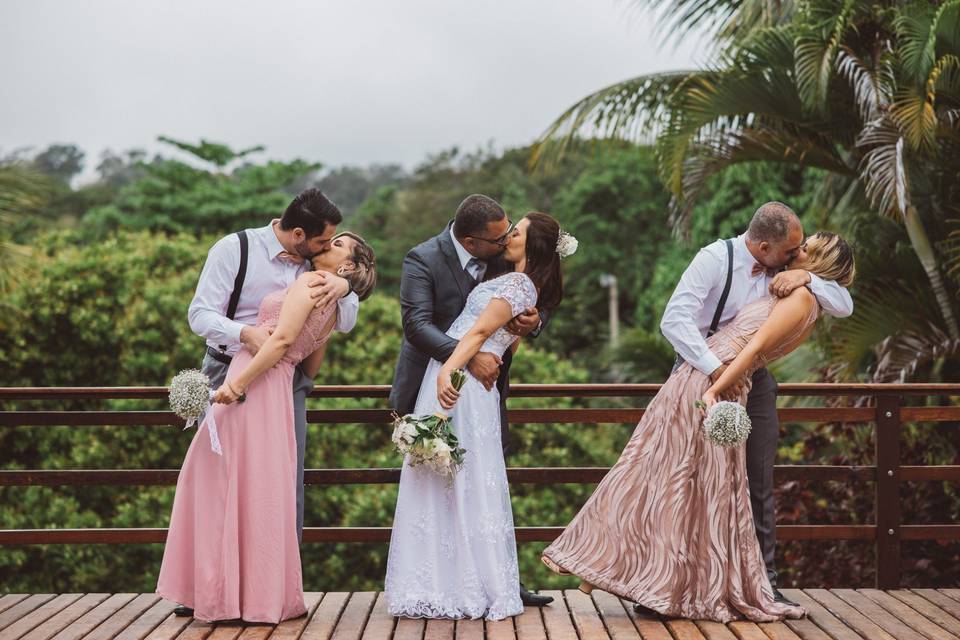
top-left (3, 589), bottom-right (960, 640)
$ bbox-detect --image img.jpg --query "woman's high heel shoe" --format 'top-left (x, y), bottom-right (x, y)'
top-left (578, 581), bottom-right (595, 594)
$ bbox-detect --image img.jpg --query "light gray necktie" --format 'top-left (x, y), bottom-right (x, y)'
top-left (466, 257), bottom-right (483, 283)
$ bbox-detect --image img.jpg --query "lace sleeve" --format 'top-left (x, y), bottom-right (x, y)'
top-left (491, 272), bottom-right (538, 317)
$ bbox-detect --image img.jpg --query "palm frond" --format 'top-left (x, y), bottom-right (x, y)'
top-left (630, 0), bottom-right (795, 45)
top-left (856, 116), bottom-right (911, 218)
top-left (667, 123), bottom-right (853, 230)
top-left (895, 2), bottom-right (939, 86)
top-left (836, 45), bottom-right (894, 123)
top-left (530, 72), bottom-right (691, 171)
top-left (794, 0), bottom-right (856, 113)
top-left (874, 321), bottom-right (960, 382)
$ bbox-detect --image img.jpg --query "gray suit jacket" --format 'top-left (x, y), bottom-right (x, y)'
top-left (390, 222), bottom-right (520, 450)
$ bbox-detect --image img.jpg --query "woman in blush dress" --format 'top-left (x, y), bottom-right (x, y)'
top-left (157, 233), bottom-right (376, 624)
top-left (542, 232), bottom-right (855, 623)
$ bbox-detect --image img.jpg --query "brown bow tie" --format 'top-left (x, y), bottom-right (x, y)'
top-left (752, 262), bottom-right (777, 278)
top-left (278, 251), bottom-right (306, 265)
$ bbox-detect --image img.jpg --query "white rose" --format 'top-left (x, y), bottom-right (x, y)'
top-left (400, 421), bottom-right (418, 444)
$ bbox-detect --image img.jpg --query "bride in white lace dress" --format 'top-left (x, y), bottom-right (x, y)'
top-left (385, 212), bottom-right (570, 621)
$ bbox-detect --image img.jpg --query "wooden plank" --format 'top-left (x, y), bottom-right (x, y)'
top-left (424, 620), bottom-right (455, 640)
top-left (830, 590), bottom-right (926, 640)
top-left (1, 382), bottom-right (957, 401)
top-left (21, 594), bottom-right (111, 640)
top-left (392, 619), bottom-right (425, 640)
top-left (204, 623), bottom-right (244, 640)
top-left (0, 465), bottom-right (881, 487)
top-left (0, 524), bottom-right (879, 546)
top-left (875, 395), bottom-right (902, 589)
top-left (166, 619), bottom-right (215, 640)
top-left (82, 593), bottom-right (161, 640)
top-left (804, 589), bottom-right (897, 640)
top-left (140, 612), bottom-right (194, 640)
top-left (485, 618), bottom-right (516, 640)
top-left (663, 620), bottom-right (707, 640)
top-left (0, 596), bottom-right (58, 633)
top-left (113, 599), bottom-right (178, 640)
top-left (913, 590), bottom-right (960, 624)
top-left (755, 623), bottom-right (802, 640)
top-left (620, 597), bottom-right (672, 640)
top-left (359, 593), bottom-right (394, 640)
top-left (269, 592), bottom-right (325, 640)
top-left (514, 605), bottom-right (547, 640)
top-left (0, 596), bottom-right (30, 616)
top-left (858, 589), bottom-right (959, 640)
top-left (302, 592), bottom-right (351, 640)
top-left (453, 619), bottom-right (482, 640)
top-left (942, 592), bottom-right (960, 605)
top-left (726, 622), bottom-right (770, 640)
top-left (778, 590), bottom-right (863, 640)
top-left (49, 594), bottom-right (138, 640)
top-left (330, 593), bottom-right (376, 640)
top-left (1, 594), bottom-right (83, 640)
top-left (539, 591), bottom-right (577, 640)
top-left (694, 620), bottom-right (737, 639)
top-left (563, 590), bottom-right (605, 640)
top-left (589, 591), bottom-right (638, 640)
top-left (777, 617), bottom-right (831, 640)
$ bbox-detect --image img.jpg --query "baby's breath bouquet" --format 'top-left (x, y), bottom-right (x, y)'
top-left (696, 400), bottom-right (752, 447)
top-left (391, 369), bottom-right (468, 479)
top-left (169, 369), bottom-right (222, 455)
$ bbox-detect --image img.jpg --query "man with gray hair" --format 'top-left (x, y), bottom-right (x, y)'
top-left (656, 201), bottom-right (853, 608)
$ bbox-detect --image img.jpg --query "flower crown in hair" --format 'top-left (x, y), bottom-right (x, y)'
top-left (556, 230), bottom-right (578, 258)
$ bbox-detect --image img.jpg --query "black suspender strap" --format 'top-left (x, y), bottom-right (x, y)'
top-left (707, 238), bottom-right (734, 337)
top-left (218, 230), bottom-right (249, 352)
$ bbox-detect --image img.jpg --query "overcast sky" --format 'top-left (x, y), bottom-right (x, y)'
top-left (1, 0), bottom-right (708, 178)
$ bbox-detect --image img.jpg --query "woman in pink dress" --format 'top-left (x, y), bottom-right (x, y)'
top-left (157, 233), bottom-right (376, 624)
top-left (542, 232), bottom-right (855, 623)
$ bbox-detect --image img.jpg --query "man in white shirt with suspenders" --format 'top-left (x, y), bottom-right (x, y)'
top-left (657, 202), bottom-right (853, 608)
top-left (179, 189), bottom-right (359, 616)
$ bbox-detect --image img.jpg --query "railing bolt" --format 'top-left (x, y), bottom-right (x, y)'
top-left (887, 470), bottom-right (894, 477)
top-left (888, 529), bottom-right (895, 535)
top-left (885, 411), bottom-right (893, 418)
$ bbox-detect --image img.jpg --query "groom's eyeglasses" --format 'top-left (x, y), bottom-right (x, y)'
top-left (468, 220), bottom-right (515, 247)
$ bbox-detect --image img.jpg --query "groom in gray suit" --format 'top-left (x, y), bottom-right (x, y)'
top-left (390, 194), bottom-right (554, 607)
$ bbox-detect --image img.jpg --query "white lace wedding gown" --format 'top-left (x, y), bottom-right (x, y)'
top-left (385, 271), bottom-right (537, 621)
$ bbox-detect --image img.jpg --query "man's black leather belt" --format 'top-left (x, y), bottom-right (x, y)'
top-left (206, 346), bottom-right (233, 365)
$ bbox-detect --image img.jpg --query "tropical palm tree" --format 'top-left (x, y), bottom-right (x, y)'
top-left (535, 0), bottom-right (960, 381)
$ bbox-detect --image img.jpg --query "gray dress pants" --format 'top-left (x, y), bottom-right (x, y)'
top-left (745, 367), bottom-right (779, 587)
top-left (200, 350), bottom-right (312, 543)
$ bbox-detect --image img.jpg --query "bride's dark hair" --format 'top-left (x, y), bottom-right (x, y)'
top-left (522, 212), bottom-right (564, 314)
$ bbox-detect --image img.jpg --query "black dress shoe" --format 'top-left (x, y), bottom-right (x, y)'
top-left (519, 583), bottom-right (554, 607)
top-left (173, 606), bottom-right (194, 617)
top-left (773, 589), bottom-right (799, 607)
top-left (632, 602), bottom-right (658, 616)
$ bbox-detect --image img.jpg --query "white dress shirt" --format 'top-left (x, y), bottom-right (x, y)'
top-left (450, 227), bottom-right (487, 281)
top-left (188, 221), bottom-right (360, 356)
top-left (661, 234), bottom-right (854, 375)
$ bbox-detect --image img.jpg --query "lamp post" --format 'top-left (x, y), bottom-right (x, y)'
top-left (598, 273), bottom-right (619, 347)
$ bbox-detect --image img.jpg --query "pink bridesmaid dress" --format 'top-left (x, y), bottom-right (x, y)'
top-left (543, 296), bottom-right (817, 623)
top-left (157, 286), bottom-right (336, 623)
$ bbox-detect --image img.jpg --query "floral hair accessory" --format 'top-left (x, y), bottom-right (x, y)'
top-left (556, 230), bottom-right (578, 258)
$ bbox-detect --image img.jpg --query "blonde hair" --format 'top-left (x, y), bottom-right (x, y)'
top-left (803, 231), bottom-right (855, 287)
top-left (334, 232), bottom-right (377, 300)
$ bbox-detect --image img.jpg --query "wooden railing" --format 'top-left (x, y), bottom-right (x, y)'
top-left (2, 383), bottom-right (959, 589)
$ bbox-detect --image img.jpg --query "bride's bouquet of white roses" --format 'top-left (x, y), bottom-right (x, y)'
top-left (391, 369), bottom-right (468, 479)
